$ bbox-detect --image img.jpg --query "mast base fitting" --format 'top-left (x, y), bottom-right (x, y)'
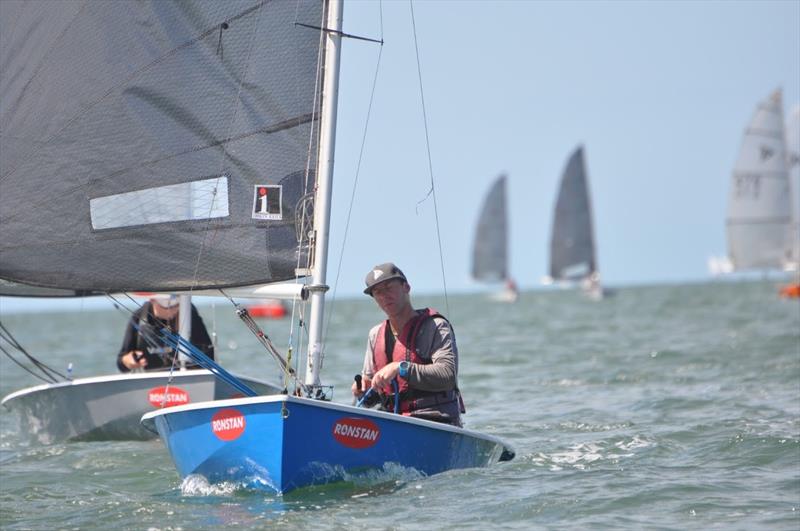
top-left (303, 385), bottom-right (333, 401)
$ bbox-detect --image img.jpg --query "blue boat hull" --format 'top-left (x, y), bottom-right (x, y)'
top-left (144, 395), bottom-right (513, 493)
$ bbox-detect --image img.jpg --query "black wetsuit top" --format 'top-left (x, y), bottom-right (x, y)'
top-left (116, 302), bottom-right (214, 372)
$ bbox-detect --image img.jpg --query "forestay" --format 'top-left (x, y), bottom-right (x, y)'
top-left (0, 0), bottom-right (324, 294)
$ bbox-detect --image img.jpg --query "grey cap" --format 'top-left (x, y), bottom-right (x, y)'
top-left (363, 262), bottom-right (407, 295)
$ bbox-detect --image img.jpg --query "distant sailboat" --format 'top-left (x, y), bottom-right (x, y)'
top-left (780, 104), bottom-right (800, 298)
top-left (726, 89), bottom-right (793, 272)
top-left (545, 146), bottom-right (603, 300)
top-left (471, 174), bottom-right (518, 302)
top-left (784, 104), bottom-right (800, 272)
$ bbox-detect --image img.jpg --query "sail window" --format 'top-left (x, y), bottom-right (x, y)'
top-left (90, 176), bottom-right (229, 230)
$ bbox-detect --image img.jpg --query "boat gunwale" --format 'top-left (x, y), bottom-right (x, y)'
top-left (141, 394), bottom-right (515, 451)
top-left (1, 369), bottom-right (276, 406)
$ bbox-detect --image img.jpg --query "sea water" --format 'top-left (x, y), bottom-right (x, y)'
top-left (1, 280), bottom-right (798, 529)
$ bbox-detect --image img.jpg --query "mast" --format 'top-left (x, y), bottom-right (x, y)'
top-left (177, 294), bottom-right (192, 369)
top-left (305, 0), bottom-right (343, 388)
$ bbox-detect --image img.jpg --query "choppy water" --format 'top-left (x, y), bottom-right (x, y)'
top-left (1, 281), bottom-right (798, 529)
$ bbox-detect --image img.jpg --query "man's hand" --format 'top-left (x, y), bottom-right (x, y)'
top-left (351, 375), bottom-right (371, 397)
top-left (121, 350), bottom-right (147, 370)
top-left (371, 361), bottom-right (400, 390)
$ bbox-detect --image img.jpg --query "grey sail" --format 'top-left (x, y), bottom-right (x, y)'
top-left (549, 146), bottom-right (598, 282)
top-left (785, 104), bottom-right (800, 271)
top-left (0, 0), bottom-right (324, 295)
top-left (726, 89), bottom-right (792, 271)
top-left (471, 175), bottom-right (508, 282)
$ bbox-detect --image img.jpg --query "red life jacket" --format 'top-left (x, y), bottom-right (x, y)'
top-left (372, 308), bottom-right (459, 414)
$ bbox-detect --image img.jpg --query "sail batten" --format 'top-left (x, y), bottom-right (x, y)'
top-left (0, 0), bottom-right (327, 296)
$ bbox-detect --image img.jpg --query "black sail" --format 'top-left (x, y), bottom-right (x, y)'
top-left (0, 0), bottom-right (325, 295)
top-left (471, 175), bottom-right (508, 282)
top-left (549, 146), bottom-right (598, 282)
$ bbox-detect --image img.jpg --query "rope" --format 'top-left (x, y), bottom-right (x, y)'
top-left (219, 290), bottom-right (308, 395)
top-left (324, 5), bottom-right (385, 345)
top-left (185, 3), bottom-right (269, 297)
top-left (409, 0), bottom-right (450, 316)
top-left (0, 345), bottom-right (58, 384)
top-left (159, 330), bottom-right (258, 397)
top-left (0, 321), bottom-right (66, 382)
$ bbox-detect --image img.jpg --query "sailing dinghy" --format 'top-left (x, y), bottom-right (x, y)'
top-left (471, 174), bottom-right (518, 302)
top-left (141, 0), bottom-right (514, 494)
top-left (1, 291), bottom-right (281, 444)
top-left (5, 0), bottom-right (523, 492)
top-left (544, 146), bottom-right (604, 300)
top-left (1, 365), bottom-right (279, 443)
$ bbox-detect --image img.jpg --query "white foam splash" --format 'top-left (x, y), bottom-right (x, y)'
top-left (180, 474), bottom-right (242, 496)
top-left (530, 436), bottom-right (653, 470)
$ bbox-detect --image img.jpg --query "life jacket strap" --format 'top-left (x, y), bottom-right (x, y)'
top-left (381, 389), bottom-right (458, 413)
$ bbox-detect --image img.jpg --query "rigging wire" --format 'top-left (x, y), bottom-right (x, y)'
top-left (187, 3), bottom-right (269, 299)
top-left (409, 0), bottom-right (450, 316)
top-left (0, 321), bottom-right (67, 382)
top-left (219, 289), bottom-right (308, 394)
top-left (0, 344), bottom-right (58, 384)
top-left (323, 1), bottom-right (385, 348)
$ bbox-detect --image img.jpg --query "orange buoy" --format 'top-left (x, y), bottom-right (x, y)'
top-left (246, 301), bottom-right (288, 318)
top-left (779, 283), bottom-right (800, 298)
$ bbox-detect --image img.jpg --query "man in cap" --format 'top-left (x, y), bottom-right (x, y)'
top-left (352, 263), bottom-right (464, 426)
top-left (117, 295), bottom-right (215, 371)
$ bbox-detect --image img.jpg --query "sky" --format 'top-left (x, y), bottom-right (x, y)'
top-left (1, 0), bottom-right (799, 313)
top-left (329, 0), bottom-right (800, 296)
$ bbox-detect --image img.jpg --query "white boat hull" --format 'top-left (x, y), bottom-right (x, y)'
top-left (1, 370), bottom-right (280, 444)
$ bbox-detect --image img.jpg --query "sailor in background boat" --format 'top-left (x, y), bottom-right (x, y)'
top-left (352, 263), bottom-right (465, 426)
top-left (117, 295), bottom-right (215, 372)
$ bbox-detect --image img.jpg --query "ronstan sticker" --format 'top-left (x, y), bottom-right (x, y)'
top-left (332, 417), bottom-right (381, 449)
top-left (211, 408), bottom-right (246, 441)
top-left (147, 386), bottom-right (189, 408)
top-left (252, 184), bottom-right (282, 220)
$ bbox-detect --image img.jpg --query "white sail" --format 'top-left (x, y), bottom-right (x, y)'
top-left (785, 104), bottom-right (800, 271)
top-left (726, 89), bottom-right (793, 270)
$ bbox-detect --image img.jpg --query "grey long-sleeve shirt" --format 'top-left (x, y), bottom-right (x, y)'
top-left (361, 315), bottom-right (459, 391)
